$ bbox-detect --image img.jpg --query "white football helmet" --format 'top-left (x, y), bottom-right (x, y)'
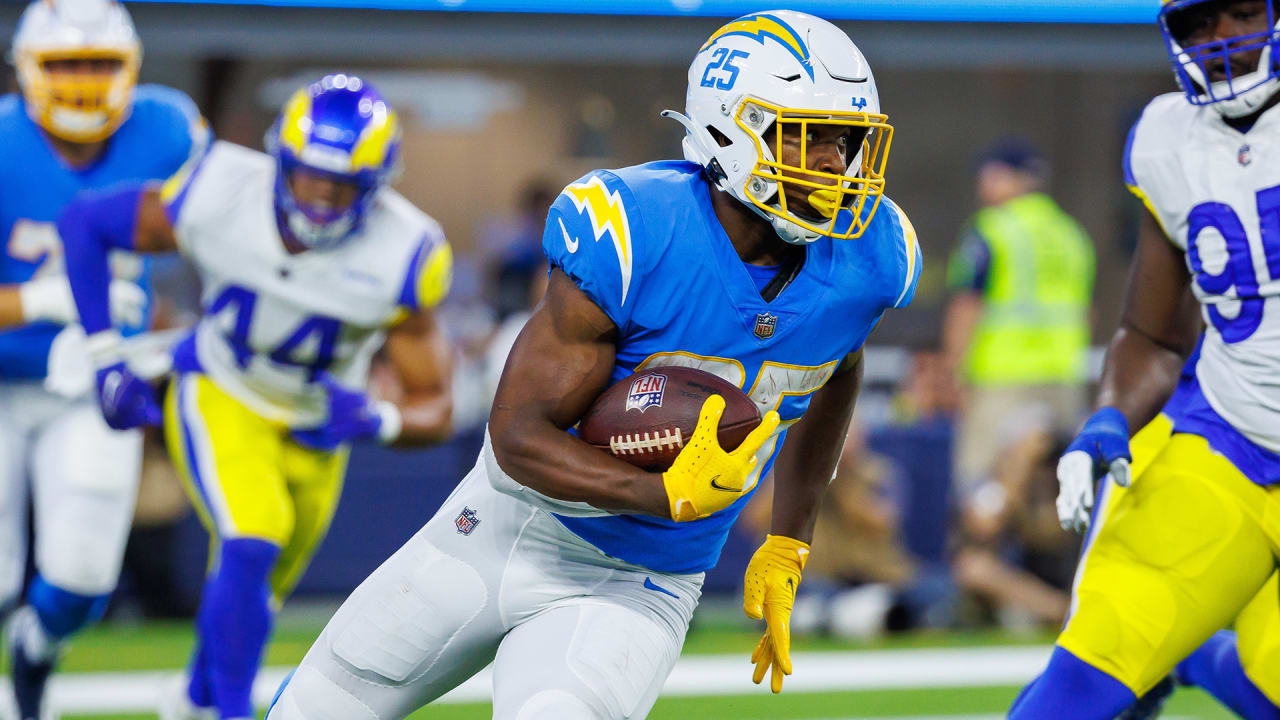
top-left (12, 0), bottom-right (142, 143)
top-left (1159, 0), bottom-right (1280, 118)
top-left (664, 10), bottom-right (892, 244)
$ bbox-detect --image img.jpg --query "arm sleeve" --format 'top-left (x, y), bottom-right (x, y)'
top-left (58, 186), bottom-right (146, 335)
top-left (398, 226), bottom-right (454, 311)
top-left (541, 173), bottom-right (641, 331)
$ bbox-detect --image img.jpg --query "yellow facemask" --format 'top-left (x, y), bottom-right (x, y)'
top-left (735, 99), bottom-right (893, 240)
top-left (17, 46), bottom-right (140, 144)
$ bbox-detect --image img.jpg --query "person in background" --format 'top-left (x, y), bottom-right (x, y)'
top-left (951, 414), bottom-right (1079, 630)
top-left (943, 139), bottom-right (1095, 546)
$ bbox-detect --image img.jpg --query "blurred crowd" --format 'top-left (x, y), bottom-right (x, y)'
top-left (107, 132), bottom-right (1101, 640)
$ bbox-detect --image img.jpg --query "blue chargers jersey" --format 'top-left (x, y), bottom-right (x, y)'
top-left (544, 161), bottom-right (921, 574)
top-left (0, 84), bottom-right (207, 378)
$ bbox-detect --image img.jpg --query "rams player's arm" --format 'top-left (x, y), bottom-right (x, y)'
top-left (60, 185), bottom-right (179, 337)
top-left (487, 268), bottom-right (670, 517)
top-left (1097, 207), bottom-right (1202, 432)
top-left (766, 348), bottom-right (864, 542)
top-left (381, 308), bottom-right (453, 445)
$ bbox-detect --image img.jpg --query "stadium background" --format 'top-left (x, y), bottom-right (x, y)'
top-left (0, 1), bottom-right (1239, 718)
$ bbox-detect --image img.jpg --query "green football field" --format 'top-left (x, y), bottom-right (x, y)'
top-left (7, 610), bottom-right (1237, 719)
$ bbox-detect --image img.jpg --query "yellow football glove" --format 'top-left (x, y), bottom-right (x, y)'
top-left (661, 395), bottom-right (779, 522)
top-left (744, 534), bottom-right (810, 693)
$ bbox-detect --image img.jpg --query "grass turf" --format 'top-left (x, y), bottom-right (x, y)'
top-left (24, 617), bottom-right (1237, 719)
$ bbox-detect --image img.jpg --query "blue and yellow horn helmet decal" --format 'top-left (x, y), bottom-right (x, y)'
top-left (700, 13), bottom-right (814, 80)
top-left (267, 74), bottom-right (402, 249)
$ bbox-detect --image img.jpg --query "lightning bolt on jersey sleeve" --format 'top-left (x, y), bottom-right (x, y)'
top-left (542, 172), bottom-right (651, 331)
top-left (881, 199), bottom-right (923, 309)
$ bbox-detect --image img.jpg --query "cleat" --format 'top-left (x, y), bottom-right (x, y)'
top-left (8, 631), bottom-right (54, 720)
top-left (1118, 675), bottom-right (1177, 720)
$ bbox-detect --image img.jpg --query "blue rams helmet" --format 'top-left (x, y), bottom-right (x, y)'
top-left (1159, 0), bottom-right (1280, 117)
top-left (265, 74), bottom-right (402, 250)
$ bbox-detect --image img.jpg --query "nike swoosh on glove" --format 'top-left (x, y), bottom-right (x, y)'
top-left (661, 395), bottom-right (779, 522)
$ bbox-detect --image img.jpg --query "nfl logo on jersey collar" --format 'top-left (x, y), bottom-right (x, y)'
top-left (753, 312), bottom-right (778, 340)
top-left (1239, 144), bottom-right (1253, 167)
top-left (455, 507), bottom-right (480, 535)
top-left (626, 373), bottom-right (667, 412)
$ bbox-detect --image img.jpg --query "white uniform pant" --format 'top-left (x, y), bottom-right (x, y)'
top-left (0, 382), bottom-right (142, 606)
top-left (268, 454), bottom-right (703, 720)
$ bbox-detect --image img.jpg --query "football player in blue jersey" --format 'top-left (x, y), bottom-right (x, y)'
top-left (0, 0), bottom-right (208, 718)
top-left (268, 10), bottom-right (920, 720)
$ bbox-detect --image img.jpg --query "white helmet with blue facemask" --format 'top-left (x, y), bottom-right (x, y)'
top-left (1160, 0), bottom-right (1280, 117)
top-left (265, 73), bottom-right (402, 250)
top-left (663, 10), bottom-right (894, 245)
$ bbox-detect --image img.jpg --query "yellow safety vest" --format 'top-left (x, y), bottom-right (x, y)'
top-left (964, 192), bottom-right (1095, 386)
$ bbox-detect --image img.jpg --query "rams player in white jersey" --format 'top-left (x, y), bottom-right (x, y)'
top-left (0, 0), bottom-right (209, 718)
top-left (59, 74), bottom-right (453, 720)
top-left (1009, 1), bottom-right (1280, 718)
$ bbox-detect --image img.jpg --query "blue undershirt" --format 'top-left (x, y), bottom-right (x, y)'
top-left (743, 261), bottom-right (781, 295)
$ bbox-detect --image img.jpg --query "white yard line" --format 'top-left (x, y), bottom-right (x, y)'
top-left (1, 645), bottom-right (1056, 715)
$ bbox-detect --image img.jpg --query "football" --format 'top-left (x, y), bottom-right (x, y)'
top-left (578, 366), bottom-right (763, 472)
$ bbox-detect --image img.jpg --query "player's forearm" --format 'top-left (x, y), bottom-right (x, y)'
top-left (768, 350), bottom-right (863, 543)
top-left (489, 412), bottom-right (669, 517)
top-left (1096, 323), bottom-right (1186, 434)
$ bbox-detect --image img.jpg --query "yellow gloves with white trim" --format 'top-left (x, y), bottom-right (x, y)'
top-left (661, 395), bottom-right (780, 522)
top-left (744, 534), bottom-right (810, 693)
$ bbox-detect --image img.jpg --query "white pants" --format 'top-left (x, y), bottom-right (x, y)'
top-left (0, 382), bottom-right (142, 605)
top-left (268, 447), bottom-right (702, 720)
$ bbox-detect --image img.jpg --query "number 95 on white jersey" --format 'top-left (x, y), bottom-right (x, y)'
top-left (1126, 93), bottom-right (1280, 463)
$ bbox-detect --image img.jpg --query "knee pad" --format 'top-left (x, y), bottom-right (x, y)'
top-left (27, 575), bottom-right (110, 640)
top-left (514, 689), bottom-right (599, 720)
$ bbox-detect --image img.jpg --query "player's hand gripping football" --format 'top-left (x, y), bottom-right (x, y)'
top-left (1056, 407), bottom-right (1131, 533)
top-left (744, 534), bottom-right (809, 693)
top-left (661, 395), bottom-right (779, 522)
